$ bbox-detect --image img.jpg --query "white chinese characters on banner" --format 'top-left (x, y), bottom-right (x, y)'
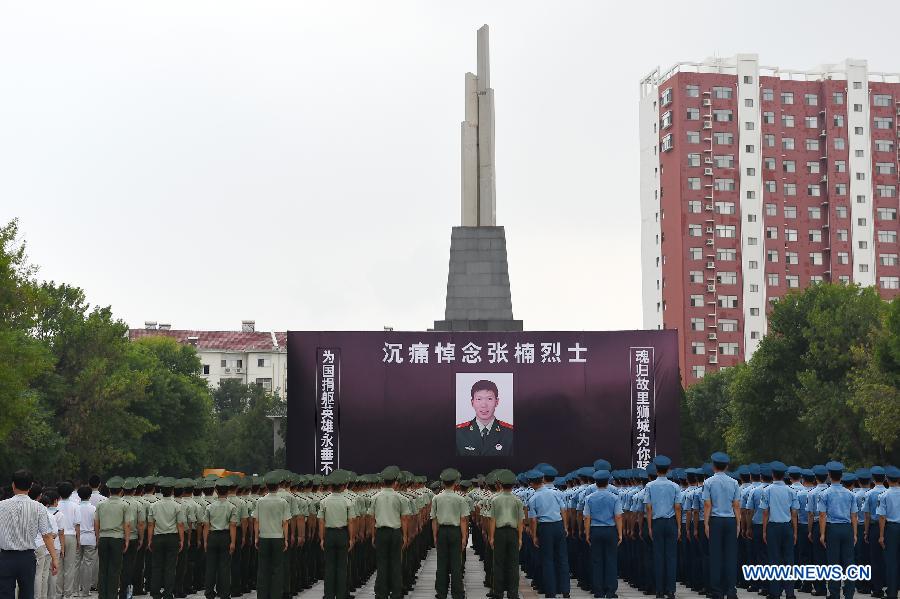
top-left (630, 347), bottom-right (655, 469)
top-left (316, 349), bottom-right (340, 476)
top-left (381, 341), bottom-right (588, 365)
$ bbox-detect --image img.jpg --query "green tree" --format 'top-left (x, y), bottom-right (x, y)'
top-left (210, 382), bottom-right (284, 474)
top-left (681, 366), bottom-right (737, 465)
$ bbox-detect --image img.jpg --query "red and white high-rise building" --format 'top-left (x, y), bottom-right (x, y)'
top-left (640, 55), bottom-right (900, 384)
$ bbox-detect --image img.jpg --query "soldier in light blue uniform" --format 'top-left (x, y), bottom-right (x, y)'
top-left (795, 469), bottom-right (816, 591)
top-left (644, 456), bottom-right (681, 599)
top-left (875, 466), bottom-right (900, 599)
top-left (807, 465), bottom-right (830, 596)
top-left (746, 464), bottom-right (770, 594)
top-left (702, 452), bottom-right (741, 599)
top-left (864, 466), bottom-right (888, 598)
top-left (583, 470), bottom-right (622, 599)
top-left (525, 465), bottom-right (569, 599)
top-left (853, 469), bottom-right (871, 593)
top-left (817, 462), bottom-right (858, 599)
top-left (760, 461), bottom-right (798, 599)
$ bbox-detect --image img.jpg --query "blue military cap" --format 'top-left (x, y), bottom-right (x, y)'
top-left (553, 477), bottom-right (566, 488)
top-left (702, 463), bottom-right (714, 477)
top-left (759, 464), bottom-right (773, 477)
top-left (593, 459), bottom-right (612, 471)
top-left (536, 464), bottom-right (558, 477)
top-left (871, 466), bottom-right (886, 476)
top-left (646, 463), bottom-right (657, 476)
top-left (770, 461), bottom-right (787, 473)
top-left (826, 461), bottom-right (844, 472)
top-left (654, 455), bottom-right (672, 468)
top-left (593, 469), bottom-right (610, 482)
top-left (516, 473), bottom-right (528, 485)
top-left (801, 469), bottom-right (815, 480)
top-left (525, 469), bottom-right (544, 481)
top-left (710, 451), bottom-right (730, 464)
top-left (786, 466), bottom-right (801, 475)
top-left (813, 465), bottom-right (828, 476)
top-left (578, 466), bottom-right (595, 478)
top-left (636, 469), bottom-right (648, 480)
top-left (842, 473), bottom-right (857, 483)
top-left (885, 466), bottom-right (900, 480)
top-left (729, 472), bottom-right (740, 480)
top-left (856, 469), bottom-right (871, 480)
top-left (749, 463), bottom-right (760, 476)
top-left (736, 465), bottom-right (749, 476)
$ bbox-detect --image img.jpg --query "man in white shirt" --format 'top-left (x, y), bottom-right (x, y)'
top-left (55, 484), bottom-right (80, 599)
top-left (0, 470), bottom-right (58, 599)
top-left (75, 487), bottom-right (97, 597)
top-left (87, 478), bottom-right (106, 509)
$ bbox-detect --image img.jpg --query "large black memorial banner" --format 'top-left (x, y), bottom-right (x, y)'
top-left (287, 330), bottom-right (680, 477)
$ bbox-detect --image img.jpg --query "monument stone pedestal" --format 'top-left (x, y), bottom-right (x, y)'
top-left (433, 226), bottom-right (523, 332)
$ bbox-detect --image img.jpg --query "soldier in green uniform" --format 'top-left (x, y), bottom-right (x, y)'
top-left (202, 478), bottom-right (238, 599)
top-left (95, 477), bottom-right (133, 599)
top-left (254, 472), bottom-right (291, 599)
top-left (137, 477), bottom-right (160, 596)
top-left (196, 478), bottom-right (217, 591)
top-left (180, 479), bottom-right (202, 597)
top-left (236, 479), bottom-right (254, 595)
top-left (317, 470), bottom-right (358, 599)
top-left (147, 478), bottom-right (186, 599)
top-left (120, 478), bottom-right (145, 599)
top-left (487, 470), bottom-right (524, 599)
top-left (431, 469), bottom-right (470, 599)
top-left (172, 480), bottom-right (194, 599)
top-left (455, 379), bottom-right (514, 456)
top-left (369, 466), bottom-right (411, 599)
top-left (222, 477), bottom-right (248, 598)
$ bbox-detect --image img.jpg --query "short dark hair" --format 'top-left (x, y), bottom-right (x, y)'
top-left (41, 490), bottom-right (59, 505)
top-left (470, 379), bottom-right (499, 400)
top-left (656, 465), bottom-right (670, 475)
top-left (57, 481), bottom-right (74, 499)
top-left (266, 483), bottom-right (279, 491)
top-left (89, 475), bottom-right (101, 488)
top-left (12, 470), bottom-right (33, 492)
top-left (28, 483), bottom-right (43, 500)
top-left (713, 461), bottom-right (728, 471)
top-left (77, 486), bottom-right (92, 501)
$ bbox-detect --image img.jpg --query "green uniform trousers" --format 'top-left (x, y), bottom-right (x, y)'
top-left (150, 534), bottom-right (179, 599)
top-left (323, 528), bottom-right (349, 599)
top-left (374, 527), bottom-right (402, 599)
top-left (492, 527), bottom-right (519, 599)
top-left (435, 525), bottom-right (463, 599)
top-left (256, 538), bottom-right (285, 599)
top-left (205, 530), bottom-right (231, 599)
top-left (98, 537), bottom-right (125, 599)
top-left (119, 540), bottom-right (138, 599)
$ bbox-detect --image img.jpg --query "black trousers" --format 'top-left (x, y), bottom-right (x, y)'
top-left (98, 538), bottom-right (125, 599)
top-left (256, 538), bottom-right (284, 599)
top-left (590, 526), bottom-right (618, 598)
top-left (492, 527), bottom-right (519, 598)
top-left (435, 525), bottom-right (463, 599)
top-left (0, 549), bottom-right (37, 599)
top-left (120, 540), bottom-right (138, 599)
top-left (374, 527), bottom-right (402, 599)
top-left (323, 528), bottom-right (349, 599)
top-left (205, 530), bottom-right (231, 599)
top-left (151, 534), bottom-right (179, 599)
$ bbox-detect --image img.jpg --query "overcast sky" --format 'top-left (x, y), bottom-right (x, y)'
top-left (3, 1), bottom-right (900, 333)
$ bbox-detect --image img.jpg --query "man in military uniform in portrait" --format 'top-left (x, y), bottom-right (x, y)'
top-left (456, 379), bottom-right (513, 457)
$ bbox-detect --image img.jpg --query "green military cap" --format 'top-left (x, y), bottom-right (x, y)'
top-left (459, 479), bottom-right (472, 489)
top-left (157, 477), bottom-right (175, 488)
top-left (204, 473), bottom-right (219, 480)
top-left (263, 471), bottom-right (282, 485)
top-left (142, 476), bottom-right (158, 486)
top-left (439, 468), bottom-right (461, 483)
top-left (215, 477), bottom-right (233, 489)
top-left (194, 478), bottom-right (204, 487)
top-left (329, 470), bottom-right (350, 485)
top-left (180, 478), bottom-right (195, 490)
top-left (381, 466), bottom-right (400, 482)
top-left (251, 475), bottom-right (263, 487)
top-left (201, 479), bottom-right (215, 489)
top-left (236, 477), bottom-right (249, 489)
top-left (429, 481), bottom-right (441, 491)
top-left (496, 470), bottom-right (517, 485)
top-left (106, 476), bottom-right (125, 490)
top-left (122, 477), bottom-right (139, 490)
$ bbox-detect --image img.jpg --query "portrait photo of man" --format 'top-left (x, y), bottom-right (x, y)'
top-left (455, 377), bottom-right (513, 456)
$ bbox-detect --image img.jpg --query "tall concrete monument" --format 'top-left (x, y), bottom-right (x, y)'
top-left (434, 25), bottom-right (523, 332)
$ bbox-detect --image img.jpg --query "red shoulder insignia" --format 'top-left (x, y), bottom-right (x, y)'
top-left (498, 420), bottom-right (514, 430)
top-left (457, 421), bottom-right (472, 429)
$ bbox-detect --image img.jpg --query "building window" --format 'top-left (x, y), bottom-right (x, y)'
top-left (880, 277), bottom-right (900, 289)
top-left (258, 358), bottom-right (267, 367)
top-left (833, 114), bottom-right (844, 127)
top-left (716, 202), bottom-right (736, 215)
top-left (763, 111), bottom-right (775, 124)
top-left (767, 250), bottom-right (779, 263)
top-left (782, 114), bottom-right (795, 128)
top-left (687, 153), bottom-right (701, 167)
top-left (716, 225), bottom-right (736, 238)
top-left (860, 264), bottom-right (870, 273)
top-left (878, 230), bottom-right (898, 243)
top-left (747, 167), bottom-right (756, 176)
top-left (236, 359), bottom-right (243, 368)
top-left (807, 161), bottom-right (820, 174)
top-left (747, 236), bottom-right (758, 245)
top-left (767, 273), bottom-right (779, 286)
top-left (765, 203), bottom-right (776, 216)
top-left (783, 160), bottom-right (796, 173)
top-left (854, 126), bottom-right (864, 135)
top-left (877, 185), bottom-right (897, 198)
top-left (781, 92), bottom-right (794, 104)
top-left (832, 92), bottom-right (844, 104)
top-left (763, 88), bottom-right (774, 101)
top-left (860, 241), bottom-right (869, 250)
top-left (751, 331), bottom-right (761, 340)
top-left (838, 252), bottom-right (849, 265)
top-left (764, 134), bottom-right (775, 147)
top-left (717, 248), bottom-right (737, 260)
top-left (836, 206), bottom-right (847, 218)
top-left (876, 162), bottom-right (897, 175)
top-left (717, 295), bottom-right (738, 308)
top-left (690, 294), bottom-right (704, 307)
top-left (785, 229), bottom-right (798, 242)
top-left (809, 229), bottom-right (822, 243)
top-left (786, 252), bottom-right (798, 264)
top-left (837, 229), bottom-right (849, 241)
top-left (875, 117), bottom-right (893, 130)
top-left (661, 88), bottom-right (672, 106)
top-left (880, 254), bottom-right (898, 266)
top-left (747, 212), bottom-right (757, 221)
top-left (835, 184), bottom-right (847, 195)
top-left (714, 155), bottom-right (734, 168)
top-left (688, 200), bottom-right (701, 213)
top-left (221, 359), bottom-right (227, 367)
top-left (720, 320), bottom-right (738, 332)
top-left (764, 157), bottom-right (776, 170)
top-left (745, 121), bottom-right (755, 131)
top-left (877, 208), bottom-right (897, 221)
top-left (786, 275), bottom-right (799, 288)
top-left (810, 252), bottom-right (823, 265)
top-left (660, 134), bottom-right (673, 152)
top-left (692, 365), bottom-right (706, 379)
top-left (688, 177), bottom-right (701, 190)
top-left (687, 107), bottom-right (700, 120)
top-left (689, 224), bottom-right (702, 237)
top-left (690, 247), bottom-right (703, 259)
top-left (686, 84), bottom-right (700, 97)
top-left (785, 206), bottom-right (797, 219)
top-left (784, 183), bottom-right (797, 196)
top-left (766, 226), bottom-right (778, 239)
top-left (691, 342), bottom-right (706, 355)
top-left (714, 132), bottom-right (734, 145)
top-left (765, 180), bottom-right (776, 193)
top-left (256, 378), bottom-right (273, 391)
top-left (804, 116), bottom-right (818, 129)
top-left (873, 94), bottom-right (892, 107)
top-left (717, 271), bottom-right (737, 285)
top-left (782, 137), bottom-right (795, 150)
top-left (835, 138), bottom-right (846, 150)
top-left (808, 206), bottom-right (821, 219)
top-left (690, 271), bottom-right (703, 283)
top-left (804, 93), bottom-right (818, 106)
top-left (720, 343), bottom-right (739, 356)
top-left (875, 140), bottom-right (894, 153)
top-left (748, 260), bottom-right (758, 269)
top-left (839, 275), bottom-right (850, 284)
top-left (835, 160), bottom-right (847, 173)
top-left (691, 318), bottom-right (705, 331)
top-left (713, 86), bottom-right (733, 99)
top-left (743, 75), bottom-right (753, 84)
top-left (687, 131), bottom-right (700, 144)
top-left (806, 138), bottom-right (820, 151)
top-left (202, 364), bottom-right (210, 375)
top-left (714, 109), bottom-right (734, 122)
top-left (750, 307), bottom-right (760, 316)
top-left (715, 179), bottom-right (735, 191)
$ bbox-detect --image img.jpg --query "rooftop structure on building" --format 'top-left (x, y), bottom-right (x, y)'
top-left (640, 55), bottom-right (900, 385)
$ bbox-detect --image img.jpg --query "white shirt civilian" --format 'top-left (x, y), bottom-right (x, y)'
top-left (36, 508), bottom-right (67, 555)
top-left (88, 491), bottom-right (106, 507)
top-left (57, 496), bottom-right (80, 536)
top-left (0, 494), bottom-right (54, 550)
top-left (78, 502), bottom-right (97, 546)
